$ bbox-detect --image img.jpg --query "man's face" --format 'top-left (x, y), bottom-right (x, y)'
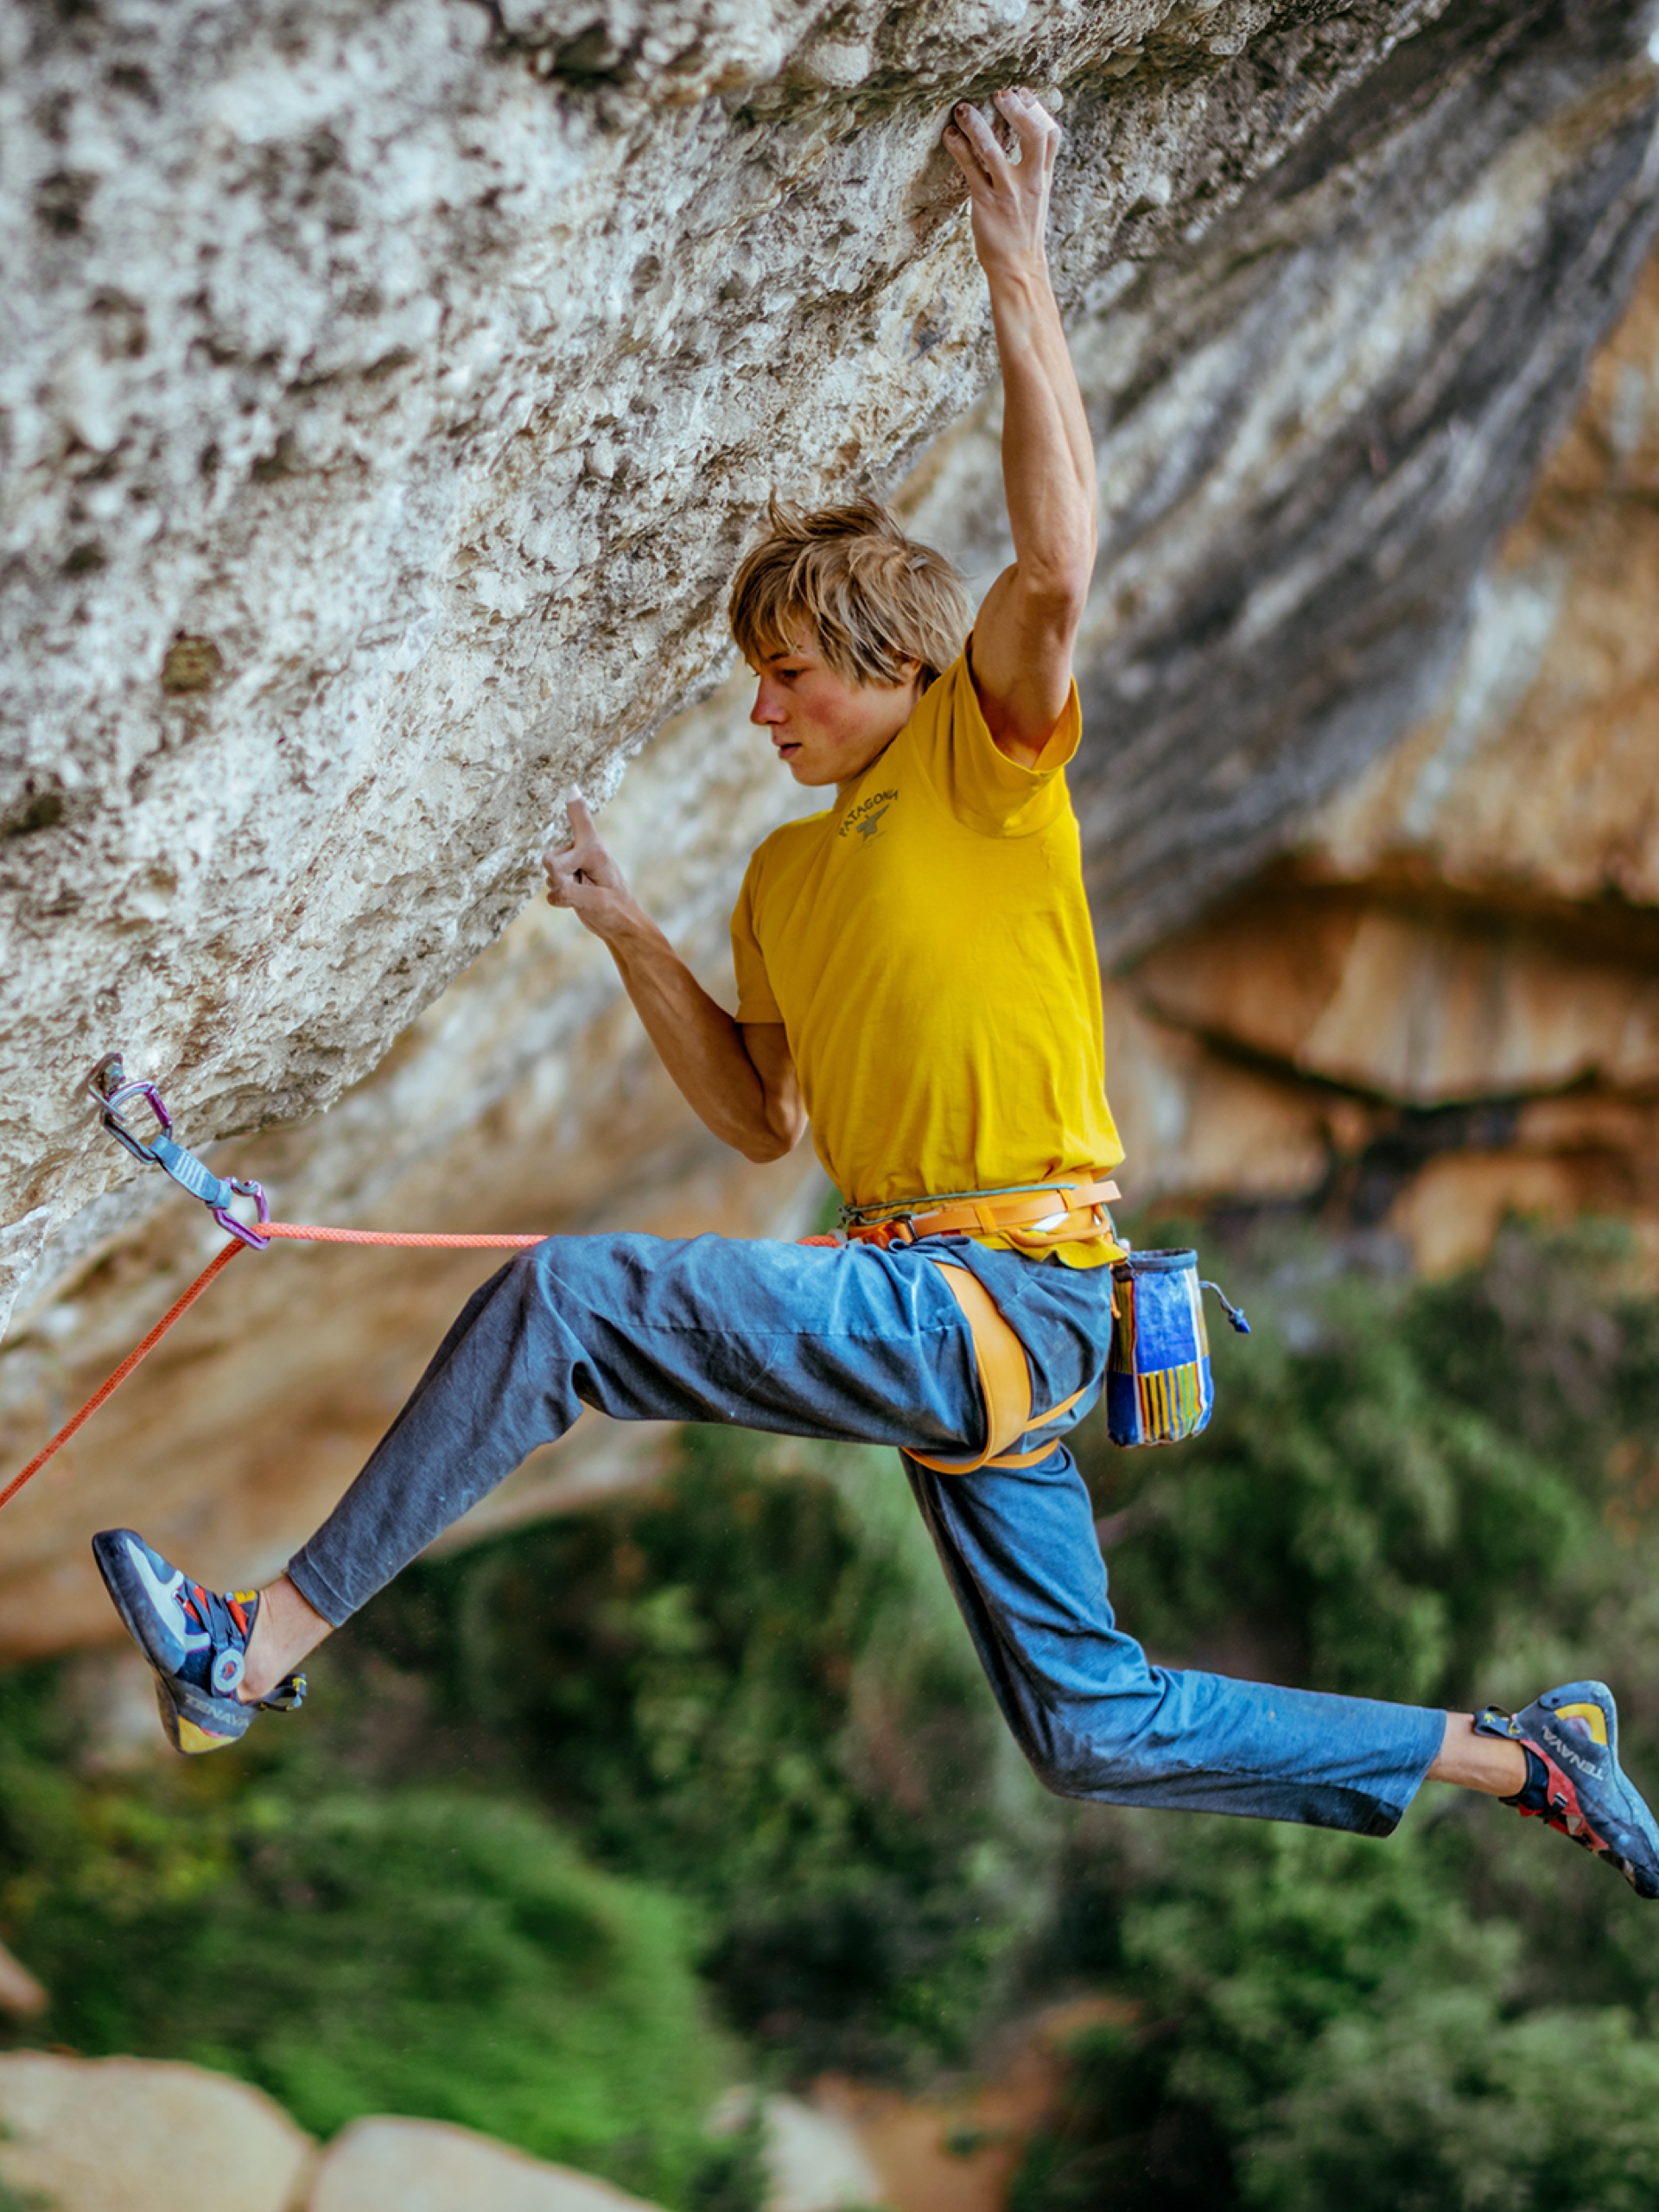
top-left (747, 630), bottom-right (920, 790)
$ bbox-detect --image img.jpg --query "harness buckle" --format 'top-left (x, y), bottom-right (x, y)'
top-left (87, 1054), bottom-right (271, 1249)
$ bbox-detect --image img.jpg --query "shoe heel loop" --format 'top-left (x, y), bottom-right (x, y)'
top-left (257, 1672), bottom-right (306, 1713)
top-left (1472, 1705), bottom-right (1520, 1742)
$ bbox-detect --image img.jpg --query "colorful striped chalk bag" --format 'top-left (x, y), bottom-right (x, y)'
top-left (1107, 1248), bottom-right (1251, 1448)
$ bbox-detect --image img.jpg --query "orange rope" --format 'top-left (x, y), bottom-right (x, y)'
top-left (0, 1219), bottom-right (552, 1514)
top-left (264, 1224), bottom-right (546, 1249)
top-left (0, 1238), bottom-right (248, 1513)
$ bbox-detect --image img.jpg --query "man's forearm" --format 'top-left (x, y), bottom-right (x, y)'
top-left (602, 912), bottom-right (796, 1162)
top-left (944, 89), bottom-right (1096, 747)
top-left (987, 253), bottom-right (1096, 595)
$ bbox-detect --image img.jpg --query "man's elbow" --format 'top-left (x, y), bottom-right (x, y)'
top-left (737, 1135), bottom-right (788, 1164)
top-left (1017, 556), bottom-right (1094, 632)
top-left (736, 1120), bottom-right (804, 1166)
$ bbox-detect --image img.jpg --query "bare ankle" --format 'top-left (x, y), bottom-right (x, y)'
top-left (1427, 1712), bottom-right (1529, 1798)
top-left (238, 1573), bottom-right (333, 1702)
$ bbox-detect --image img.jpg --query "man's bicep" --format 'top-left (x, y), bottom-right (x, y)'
top-left (740, 1022), bottom-right (806, 1149)
top-left (970, 566), bottom-right (1080, 763)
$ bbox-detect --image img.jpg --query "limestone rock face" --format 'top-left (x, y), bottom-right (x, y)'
top-left (6, 0), bottom-right (1658, 1310)
top-left (2, 1), bottom-right (1658, 1653)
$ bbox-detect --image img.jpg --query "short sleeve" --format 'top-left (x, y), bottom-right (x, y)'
top-left (906, 648), bottom-right (1081, 838)
top-left (731, 851), bottom-right (783, 1025)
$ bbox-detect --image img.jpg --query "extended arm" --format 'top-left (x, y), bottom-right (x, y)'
top-left (944, 88), bottom-right (1096, 762)
top-left (543, 800), bottom-right (805, 1164)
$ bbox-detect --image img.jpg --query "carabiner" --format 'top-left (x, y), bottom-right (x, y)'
top-left (87, 1053), bottom-right (174, 1165)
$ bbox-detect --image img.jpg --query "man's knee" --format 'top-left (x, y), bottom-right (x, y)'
top-left (1019, 1729), bottom-right (1100, 1802)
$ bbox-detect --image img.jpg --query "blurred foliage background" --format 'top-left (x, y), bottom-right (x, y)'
top-left (3, 1217), bottom-right (1659, 2209)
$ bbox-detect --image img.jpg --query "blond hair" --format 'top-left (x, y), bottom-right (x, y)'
top-left (728, 496), bottom-right (971, 689)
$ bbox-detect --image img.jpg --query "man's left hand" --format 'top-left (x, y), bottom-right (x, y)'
top-left (944, 87), bottom-right (1060, 276)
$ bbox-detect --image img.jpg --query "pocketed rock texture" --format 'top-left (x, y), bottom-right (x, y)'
top-left (1, 0), bottom-right (1658, 1653)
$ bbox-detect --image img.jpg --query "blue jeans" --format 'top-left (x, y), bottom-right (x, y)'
top-left (289, 1232), bottom-right (1443, 1836)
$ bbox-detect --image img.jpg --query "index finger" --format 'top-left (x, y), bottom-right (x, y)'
top-left (950, 100), bottom-right (1010, 180)
top-left (565, 794), bottom-right (595, 839)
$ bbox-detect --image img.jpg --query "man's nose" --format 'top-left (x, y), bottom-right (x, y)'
top-left (750, 683), bottom-right (784, 728)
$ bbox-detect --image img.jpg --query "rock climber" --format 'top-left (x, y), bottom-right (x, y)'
top-left (95, 87), bottom-right (1658, 1896)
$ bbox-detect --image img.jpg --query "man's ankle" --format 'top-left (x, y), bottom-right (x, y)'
top-left (1427, 1711), bottom-right (1529, 1798)
top-left (238, 1573), bottom-right (331, 1701)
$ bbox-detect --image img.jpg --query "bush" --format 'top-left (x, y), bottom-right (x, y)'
top-left (1250, 1991), bottom-right (1659, 2212)
top-left (360, 1427), bottom-right (1052, 2077)
top-left (0, 1675), bottom-right (733, 2204)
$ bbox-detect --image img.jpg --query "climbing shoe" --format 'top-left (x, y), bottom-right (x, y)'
top-left (1475, 1680), bottom-right (1659, 1899)
top-left (91, 1528), bottom-right (305, 1756)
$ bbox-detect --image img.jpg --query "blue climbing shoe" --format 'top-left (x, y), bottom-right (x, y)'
top-left (92, 1528), bottom-right (305, 1756)
top-left (1475, 1680), bottom-right (1659, 1899)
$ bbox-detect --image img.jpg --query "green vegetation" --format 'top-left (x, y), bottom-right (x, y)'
top-left (361, 1426), bottom-right (1050, 2078)
top-left (2, 1217), bottom-right (1658, 2209)
top-left (0, 1676), bottom-right (730, 2203)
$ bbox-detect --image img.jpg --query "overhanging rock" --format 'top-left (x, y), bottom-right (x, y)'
top-left (7, 0), bottom-right (1656, 1324)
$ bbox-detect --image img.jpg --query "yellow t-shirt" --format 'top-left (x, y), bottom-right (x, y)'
top-left (730, 649), bottom-right (1124, 1268)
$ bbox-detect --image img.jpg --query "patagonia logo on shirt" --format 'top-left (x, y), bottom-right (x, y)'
top-left (840, 789), bottom-right (898, 843)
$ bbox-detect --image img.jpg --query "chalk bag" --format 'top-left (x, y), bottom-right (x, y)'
top-left (1107, 1248), bottom-right (1249, 1449)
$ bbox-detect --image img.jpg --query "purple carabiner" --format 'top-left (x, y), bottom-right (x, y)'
top-left (212, 1179), bottom-right (271, 1251)
top-left (87, 1054), bottom-right (174, 1166)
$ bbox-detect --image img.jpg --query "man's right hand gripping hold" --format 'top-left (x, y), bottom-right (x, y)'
top-left (92, 89), bottom-right (1659, 1904)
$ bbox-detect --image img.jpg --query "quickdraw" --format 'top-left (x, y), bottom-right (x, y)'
top-left (88, 1056), bottom-right (272, 1249)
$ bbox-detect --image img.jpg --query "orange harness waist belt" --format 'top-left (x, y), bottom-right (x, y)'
top-left (840, 1176), bottom-right (1121, 1249)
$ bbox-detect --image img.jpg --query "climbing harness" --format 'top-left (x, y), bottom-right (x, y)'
top-left (907, 1262), bottom-right (1096, 1474)
top-left (831, 1174), bottom-right (1123, 1473)
top-left (838, 1175), bottom-right (1123, 1250)
top-left (835, 1179), bottom-right (1247, 1469)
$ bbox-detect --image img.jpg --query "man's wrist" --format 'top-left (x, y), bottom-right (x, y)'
top-left (599, 898), bottom-right (665, 957)
top-left (978, 246), bottom-right (1052, 294)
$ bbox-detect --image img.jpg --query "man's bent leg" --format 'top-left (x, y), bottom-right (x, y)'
top-left (905, 1443), bottom-right (1446, 1836)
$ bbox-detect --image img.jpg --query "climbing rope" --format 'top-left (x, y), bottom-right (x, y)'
top-left (0, 1239), bottom-right (247, 1513)
top-left (0, 1220), bottom-right (554, 1515)
top-left (263, 1224), bottom-right (547, 1250)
